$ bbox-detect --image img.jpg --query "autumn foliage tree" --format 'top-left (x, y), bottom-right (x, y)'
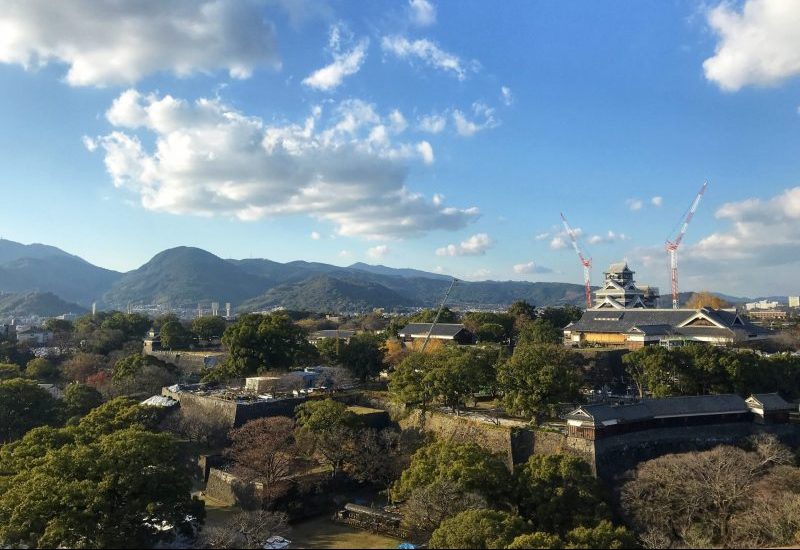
top-left (685, 291), bottom-right (731, 309)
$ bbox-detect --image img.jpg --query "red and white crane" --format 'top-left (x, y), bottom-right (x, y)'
top-left (560, 212), bottom-right (593, 310)
top-left (665, 181), bottom-right (708, 309)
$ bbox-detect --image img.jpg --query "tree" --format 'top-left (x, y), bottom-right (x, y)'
top-left (226, 417), bottom-right (297, 502)
top-left (61, 352), bottom-right (107, 383)
top-left (563, 521), bottom-right (638, 549)
top-left (0, 422), bottom-right (204, 548)
top-left (294, 399), bottom-right (357, 478)
top-left (192, 315), bottom-right (227, 341)
top-left (508, 300), bottom-right (537, 322)
top-left (622, 346), bottom-right (684, 398)
top-left (388, 352), bottom-right (437, 412)
top-left (101, 312), bottom-right (151, 341)
top-left (497, 343), bottom-right (583, 421)
top-left (0, 363), bottom-right (21, 380)
top-left (198, 510), bottom-right (288, 549)
top-left (685, 291), bottom-right (731, 309)
top-left (316, 337), bottom-right (343, 364)
top-left (621, 437), bottom-right (794, 548)
top-left (391, 440), bottom-right (511, 503)
top-left (381, 337), bottom-right (407, 367)
top-left (63, 383), bottom-right (103, 418)
top-left (160, 320), bottom-right (193, 350)
top-left (25, 357), bottom-right (59, 380)
top-left (215, 313), bottom-right (318, 380)
top-left (518, 319), bottom-right (562, 346)
top-left (463, 312), bottom-right (515, 341)
top-left (515, 454), bottom-right (609, 534)
top-left (428, 509), bottom-right (528, 549)
top-left (539, 306), bottom-right (583, 329)
top-left (401, 480), bottom-right (487, 542)
top-left (343, 428), bottom-right (407, 488)
top-left (339, 332), bottom-right (385, 381)
top-left (409, 307), bottom-right (458, 324)
top-left (476, 323), bottom-right (507, 343)
top-left (507, 532), bottom-right (564, 549)
top-left (0, 378), bottom-right (63, 443)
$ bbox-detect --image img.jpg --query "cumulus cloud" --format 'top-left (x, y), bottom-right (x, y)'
top-left (310, 231), bottom-right (321, 240)
top-left (500, 86), bottom-right (514, 106)
top-left (651, 196), bottom-right (663, 207)
top-left (436, 233), bottom-right (493, 256)
top-left (381, 35), bottom-right (477, 80)
top-left (587, 230), bottom-right (627, 245)
top-left (303, 24), bottom-right (369, 91)
top-left (626, 198), bottom-right (644, 211)
top-left (513, 261), bottom-right (553, 275)
top-left (87, 89), bottom-right (479, 239)
top-left (0, 0), bottom-right (280, 86)
top-left (453, 102), bottom-right (497, 137)
top-left (409, 0), bottom-right (436, 27)
top-left (703, 0), bottom-right (800, 91)
top-left (418, 113), bottom-right (447, 134)
top-left (535, 232), bottom-right (550, 241)
top-left (367, 244), bottom-right (389, 259)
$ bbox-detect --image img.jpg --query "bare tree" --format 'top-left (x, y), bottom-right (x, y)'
top-left (226, 417), bottom-right (297, 502)
top-left (198, 510), bottom-right (289, 549)
top-left (400, 480), bottom-right (487, 542)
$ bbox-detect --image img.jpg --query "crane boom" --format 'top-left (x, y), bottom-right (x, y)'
top-left (666, 181), bottom-right (708, 309)
top-left (561, 212), bottom-right (593, 309)
top-left (421, 277), bottom-right (458, 352)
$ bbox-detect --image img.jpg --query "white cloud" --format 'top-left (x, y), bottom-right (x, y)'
top-left (418, 113), bottom-right (447, 134)
top-left (416, 141), bottom-right (435, 165)
top-left (388, 110), bottom-right (408, 133)
top-left (381, 35), bottom-right (476, 80)
top-left (453, 103), bottom-right (497, 137)
top-left (463, 268), bottom-right (491, 281)
top-left (367, 244), bottom-right (389, 259)
top-left (587, 230), bottom-right (627, 245)
top-left (626, 198), bottom-right (644, 211)
top-left (703, 0), bottom-right (800, 91)
top-left (0, 0), bottom-right (280, 86)
top-left (303, 25), bottom-right (368, 91)
top-left (651, 196), bottom-right (663, 207)
top-left (409, 0), bottom-right (436, 27)
top-left (338, 249), bottom-right (352, 257)
top-left (500, 86), bottom-right (514, 106)
top-left (436, 233), bottom-right (493, 256)
top-left (513, 261), bottom-right (553, 274)
top-left (310, 231), bottom-right (321, 240)
top-left (550, 236), bottom-right (568, 250)
top-left (88, 89), bottom-right (479, 239)
top-left (432, 193), bottom-right (445, 206)
top-left (550, 226), bottom-right (582, 250)
top-left (535, 232), bottom-right (550, 241)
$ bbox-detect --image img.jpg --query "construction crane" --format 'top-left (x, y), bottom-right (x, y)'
top-left (560, 212), bottom-right (593, 310)
top-left (665, 181), bottom-right (708, 309)
top-left (421, 277), bottom-right (458, 352)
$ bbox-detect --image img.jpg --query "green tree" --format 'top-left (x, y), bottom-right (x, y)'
top-left (25, 357), bottom-right (59, 380)
top-left (315, 337), bottom-right (343, 364)
top-left (0, 378), bottom-right (63, 443)
top-left (214, 313), bottom-right (318, 380)
top-left (497, 343), bottom-right (583, 421)
top-left (160, 320), bottom-right (193, 350)
top-left (463, 312), bottom-right (515, 340)
top-left (392, 440), bottom-right (511, 503)
top-left (0, 363), bottom-right (22, 380)
top-left (514, 454), bottom-right (609, 534)
top-left (563, 521), bottom-right (638, 549)
top-left (507, 532), bottom-right (564, 549)
top-left (622, 345), bottom-right (684, 398)
top-left (294, 399), bottom-right (357, 478)
top-left (477, 323), bottom-right (507, 343)
top-left (429, 509), bottom-right (528, 549)
top-left (518, 318), bottom-right (562, 346)
top-left (339, 332), bottom-right (385, 381)
top-left (507, 300), bottom-right (537, 322)
top-left (408, 307), bottom-right (458, 324)
top-left (64, 383), bottom-right (103, 418)
top-left (388, 352), bottom-right (437, 411)
top-left (101, 312), bottom-right (151, 341)
top-left (192, 315), bottom-right (227, 341)
top-left (0, 423), bottom-right (203, 548)
top-left (539, 305), bottom-right (583, 329)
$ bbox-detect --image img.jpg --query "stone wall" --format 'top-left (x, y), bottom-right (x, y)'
top-left (205, 468), bottom-right (263, 508)
top-left (144, 349), bottom-right (226, 373)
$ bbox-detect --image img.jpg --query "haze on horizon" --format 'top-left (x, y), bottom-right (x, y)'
top-left (1, 0), bottom-right (800, 297)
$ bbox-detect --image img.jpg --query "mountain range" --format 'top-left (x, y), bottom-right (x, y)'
top-left (0, 238), bottom-right (755, 317)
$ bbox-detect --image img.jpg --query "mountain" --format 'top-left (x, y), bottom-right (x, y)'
top-left (104, 247), bottom-right (269, 308)
top-left (240, 274), bottom-right (417, 313)
top-left (0, 241), bottom-right (121, 306)
top-left (0, 292), bottom-right (87, 318)
top-left (347, 262), bottom-right (452, 281)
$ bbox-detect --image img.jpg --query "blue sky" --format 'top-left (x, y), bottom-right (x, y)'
top-left (1, 0), bottom-right (799, 296)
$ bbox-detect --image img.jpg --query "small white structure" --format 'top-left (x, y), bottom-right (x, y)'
top-left (745, 300), bottom-right (781, 311)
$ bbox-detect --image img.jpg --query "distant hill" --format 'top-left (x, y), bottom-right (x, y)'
top-left (240, 274), bottom-right (417, 313)
top-left (0, 238), bottom-right (753, 314)
top-left (104, 247), bottom-right (269, 308)
top-left (0, 250), bottom-right (121, 306)
top-left (347, 262), bottom-right (452, 281)
top-left (0, 292), bottom-right (87, 318)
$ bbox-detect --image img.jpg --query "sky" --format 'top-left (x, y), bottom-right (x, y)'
top-left (1, 0), bottom-right (799, 297)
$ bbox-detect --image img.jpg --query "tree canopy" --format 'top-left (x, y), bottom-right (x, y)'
top-left (0, 378), bottom-right (63, 443)
top-left (429, 508), bottom-right (528, 549)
